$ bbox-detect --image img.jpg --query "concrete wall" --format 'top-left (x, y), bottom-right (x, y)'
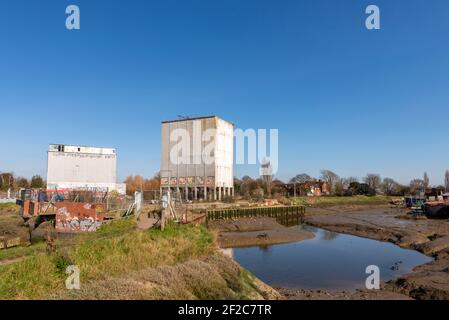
top-left (160, 116), bottom-right (234, 200)
top-left (215, 117), bottom-right (234, 188)
top-left (46, 144), bottom-right (124, 194)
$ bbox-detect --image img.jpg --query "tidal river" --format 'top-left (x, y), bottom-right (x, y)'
top-left (229, 225), bottom-right (433, 291)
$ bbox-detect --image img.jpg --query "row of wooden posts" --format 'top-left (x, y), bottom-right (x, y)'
top-left (206, 205), bottom-right (306, 221)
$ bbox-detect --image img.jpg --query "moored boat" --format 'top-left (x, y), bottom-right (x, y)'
top-left (424, 201), bottom-right (449, 219)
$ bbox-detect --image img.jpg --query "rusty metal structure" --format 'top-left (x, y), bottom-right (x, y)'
top-left (55, 202), bottom-right (105, 233)
top-left (15, 188), bottom-right (119, 233)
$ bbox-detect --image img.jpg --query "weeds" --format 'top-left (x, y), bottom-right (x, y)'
top-left (291, 195), bottom-right (398, 207)
top-left (0, 219), bottom-right (216, 299)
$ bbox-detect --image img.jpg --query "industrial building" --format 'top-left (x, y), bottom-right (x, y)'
top-left (160, 116), bottom-right (234, 201)
top-left (46, 144), bottom-right (126, 195)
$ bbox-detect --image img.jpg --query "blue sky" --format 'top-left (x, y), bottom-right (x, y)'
top-left (0, 0), bottom-right (448, 185)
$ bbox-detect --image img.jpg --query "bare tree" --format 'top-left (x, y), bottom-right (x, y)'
top-left (0, 172), bottom-right (14, 191)
top-left (410, 179), bottom-right (425, 194)
top-left (346, 177), bottom-right (359, 184)
top-left (382, 177), bottom-right (398, 195)
top-left (15, 177), bottom-right (29, 189)
top-left (320, 170), bottom-right (339, 194)
top-left (364, 174), bottom-right (381, 191)
top-left (289, 173), bottom-right (312, 184)
top-left (445, 170), bottom-right (449, 192)
top-left (423, 172), bottom-right (430, 189)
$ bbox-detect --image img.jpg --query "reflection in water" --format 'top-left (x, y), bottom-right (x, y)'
top-left (302, 225), bottom-right (338, 241)
top-left (321, 230), bottom-right (339, 241)
top-left (276, 213), bottom-right (303, 227)
top-left (232, 226), bottom-right (433, 291)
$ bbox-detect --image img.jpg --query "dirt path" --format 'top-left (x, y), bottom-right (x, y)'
top-left (0, 256), bottom-right (26, 266)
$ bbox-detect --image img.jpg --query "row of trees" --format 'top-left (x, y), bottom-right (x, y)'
top-left (0, 172), bottom-right (45, 191)
top-left (124, 173), bottom-right (161, 195)
top-left (233, 169), bottom-right (449, 198)
top-left (291, 170), bottom-right (449, 197)
top-left (4, 168), bottom-right (449, 198)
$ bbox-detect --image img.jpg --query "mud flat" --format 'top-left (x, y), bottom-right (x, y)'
top-left (302, 205), bottom-right (449, 300)
top-left (208, 217), bottom-right (314, 248)
top-left (279, 287), bottom-right (412, 300)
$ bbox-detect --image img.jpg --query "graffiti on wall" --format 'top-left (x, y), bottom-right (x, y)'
top-left (55, 202), bottom-right (104, 233)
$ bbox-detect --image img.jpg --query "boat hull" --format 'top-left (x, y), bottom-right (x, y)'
top-left (424, 204), bottom-right (449, 219)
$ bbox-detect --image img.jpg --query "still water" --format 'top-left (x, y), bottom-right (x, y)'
top-left (231, 226), bottom-right (433, 290)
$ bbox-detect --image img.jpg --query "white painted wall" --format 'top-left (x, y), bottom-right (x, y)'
top-left (46, 144), bottom-right (125, 194)
top-left (160, 116), bottom-right (234, 188)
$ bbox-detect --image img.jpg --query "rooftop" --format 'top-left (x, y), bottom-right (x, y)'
top-left (161, 115), bottom-right (233, 126)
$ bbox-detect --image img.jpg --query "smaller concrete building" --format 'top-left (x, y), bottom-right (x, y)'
top-left (46, 144), bottom-right (126, 195)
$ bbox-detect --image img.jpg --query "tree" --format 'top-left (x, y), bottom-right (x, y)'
top-left (320, 170), bottom-right (339, 194)
top-left (348, 182), bottom-right (376, 196)
top-left (0, 172), bottom-right (14, 191)
top-left (334, 178), bottom-right (346, 196)
top-left (382, 177), bottom-right (398, 196)
top-left (15, 177), bottom-right (29, 189)
top-left (30, 175), bottom-right (44, 188)
top-left (143, 173), bottom-right (161, 190)
top-left (124, 175), bottom-right (145, 195)
top-left (423, 172), bottom-right (430, 189)
top-left (289, 174), bottom-right (312, 184)
top-left (445, 170), bottom-right (449, 192)
top-left (234, 177), bottom-right (242, 195)
top-left (410, 179), bottom-right (425, 194)
top-left (346, 177), bottom-right (359, 184)
top-left (364, 174), bottom-right (381, 192)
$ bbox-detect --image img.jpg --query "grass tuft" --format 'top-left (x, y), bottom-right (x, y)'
top-left (0, 219), bottom-right (216, 299)
top-left (291, 195), bottom-right (399, 207)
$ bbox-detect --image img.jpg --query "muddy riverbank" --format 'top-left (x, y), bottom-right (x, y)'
top-left (301, 204), bottom-right (449, 300)
top-left (211, 204), bottom-right (449, 300)
top-left (208, 217), bottom-right (314, 248)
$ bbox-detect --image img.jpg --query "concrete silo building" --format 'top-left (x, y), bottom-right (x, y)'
top-left (160, 116), bottom-right (234, 201)
top-left (46, 144), bottom-right (126, 195)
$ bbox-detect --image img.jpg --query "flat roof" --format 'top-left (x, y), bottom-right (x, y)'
top-left (161, 115), bottom-right (234, 126)
top-left (49, 144), bottom-right (115, 150)
top-left (48, 144), bottom-right (116, 155)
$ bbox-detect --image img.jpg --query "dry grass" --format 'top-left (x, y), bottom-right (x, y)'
top-left (291, 195), bottom-right (399, 207)
top-left (60, 254), bottom-right (277, 300)
top-left (0, 219), bottom-right (216, 299)
top-left (0, 204), bottom-right (30, 250)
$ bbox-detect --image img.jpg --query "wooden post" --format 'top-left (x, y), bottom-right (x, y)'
top-left (161, 208), bottom-right (168, 231)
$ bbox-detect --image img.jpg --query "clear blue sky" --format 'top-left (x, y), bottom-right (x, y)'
top-left (0, 0), bottom-right (448, 185)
